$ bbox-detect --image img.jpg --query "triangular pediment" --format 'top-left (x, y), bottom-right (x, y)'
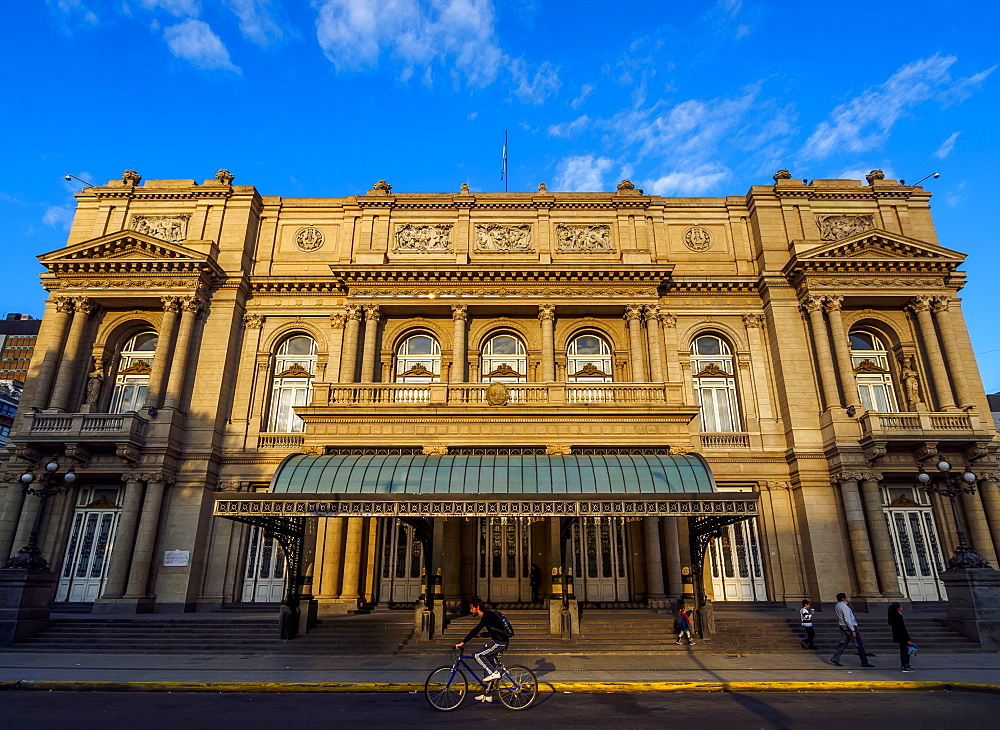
top-left (39, 231), bottom-right (205, 265)
top-left (799, 229), bottom-right (965, 263)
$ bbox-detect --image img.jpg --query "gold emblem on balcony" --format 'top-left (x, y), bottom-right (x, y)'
top-left (399, 363), bottom-right (436, 378)
top-left (571, 363), bottom-right (608, 377)
top-left (853, 359), bottom-right (888, 374)
top-left (485, 363), bottom-right (522, 378)
top-left (695, 363), bottom-right (729, 377)
top-left (118, 362), bottom-right (152, 375)
top-left (276, 363), bottom-right (313, 378)
top-left (485, 381), bottom-right (511, 406)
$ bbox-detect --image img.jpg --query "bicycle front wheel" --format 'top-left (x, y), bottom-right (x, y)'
top-left (425, 666), bottom-right (467, 711)
top-left (496, 664), bottom-right (538, 710)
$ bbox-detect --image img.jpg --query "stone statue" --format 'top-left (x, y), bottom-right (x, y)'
top-left (866, 169), bottom-right (885, 184)
top-left (460, 182), bottom-right (470, 193)
top-left (85, 357), bottom-right (105, 406)
top-left (616, 179), bottom-right (635, 191)
top-left (215, 169), bottom-right (234, 185)
top-left (122, 169), bottom-right (142, 186)
top-left (772, 168), bottom-right (792, 181)
top-left (538, 182), bottom-right (547, 192)
top-left (900, 355), bottom-right (921, 411)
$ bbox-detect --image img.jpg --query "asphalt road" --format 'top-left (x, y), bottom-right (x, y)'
top-left (2, 690), bottom-right (998, 729)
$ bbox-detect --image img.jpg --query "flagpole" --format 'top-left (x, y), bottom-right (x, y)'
top-left (501, 129), bottom-right (508, 193)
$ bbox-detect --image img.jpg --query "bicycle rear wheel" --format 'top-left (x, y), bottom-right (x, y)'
top-left (425, 666), bottom-right (467, 711)
top-left (496, 664), bottom-right (537, 710)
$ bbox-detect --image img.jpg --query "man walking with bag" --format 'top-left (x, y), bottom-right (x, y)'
top-left (830, 593), bottom-right (874, 667)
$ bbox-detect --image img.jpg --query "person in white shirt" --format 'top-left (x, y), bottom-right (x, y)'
top-left (799, 599), bottom-right (817, 650)
top-left (830, 593), bottom-right (874, 667)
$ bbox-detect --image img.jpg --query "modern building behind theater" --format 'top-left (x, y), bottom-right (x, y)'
top-left (2, 168), bottom-right (999, 619)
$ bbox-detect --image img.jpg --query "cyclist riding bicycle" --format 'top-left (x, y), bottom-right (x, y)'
top-left (454, 598), bottom-right (511, 700)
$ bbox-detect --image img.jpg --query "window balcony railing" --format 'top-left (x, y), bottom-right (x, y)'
top-left (27, 412), bottom-right (149, 440)
top-left (699, 432), bottom-right (750, 449)
top-left (257, 433), bottom-right (305, 449)
top-left (318, 382), bottom-right (672, 406)
top-left (858, 410), bottom-right (991, 441)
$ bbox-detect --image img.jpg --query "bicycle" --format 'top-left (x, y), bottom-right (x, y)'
top-left (424, 649), bottom-right (538, 711)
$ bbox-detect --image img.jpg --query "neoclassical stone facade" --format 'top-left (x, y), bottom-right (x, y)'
top-left (2, 169), bottom-right (999, 618)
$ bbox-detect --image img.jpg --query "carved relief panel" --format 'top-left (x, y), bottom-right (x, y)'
top-left (817, 214), bottom-right (875, 241)
top-left (475, 224), bottom-right (533, 252)
top-left (130, 215), bottom-right (190, 242)
top-left (394, 224), bottom-right (453, 251)
top-left (555, 224), bottom-right (614, 252)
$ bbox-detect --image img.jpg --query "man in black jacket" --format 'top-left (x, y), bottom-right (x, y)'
top-left (455, 598), bottom-right (510, 699)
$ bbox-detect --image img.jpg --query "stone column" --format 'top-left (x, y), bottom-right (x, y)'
top-left (643, 305), bottom-right (665, 383)
top-left (98, 474), bottom-right (146, 599)
top-left (976, 474), bottom-right (1000, 563)
top-left (963, 489), bottom-right (999, 567)
top-left (659, 312), bottom-right (681, 384)
top-left (48, 297), bottom-right (96, 411)
top-left (643, 517), bottom-right (666, 601)
top-left (932, 297), bottom-right (974, 408)
top-left (451, 304), bottom-right (468, 383)
top-left (0, 475), bottom-right (28, 561)
top-left (859, 473), bottom-right (905, 599)
top-left (123, 475), bottom-right (170, 600)
top-left (538, 304), bottom-right (556, 382)
top-left (339, 517), bottom-right (364, 601)
top-left (908, 296), bottom-right (956, 410)
top-left (326, 313), bottom-right (346, 384)
top-left (340, 304), bottom-right (363, 383)
top-left (443, 518), bottom-right (462, 601)
top-left (661, 517), bottom-right (682, 600)
top-left (162, 296), bottom-right (203, 411)
top-left (144, 296), bottom-right (181, 409)
top-left (802, 296), bottom-right (840, 409)
top-left (834, 473), bottom-right (880, 597)
top-left (30, 297), bottom-right (74, 409)
top-left (824, 295), bottom-right (860, 409)
top-left (624, 304), bottom-right (647, 382)
top-left (318, 517), bottom-right (345, 599)
top-left (360, 304), bottom-right (381, 383)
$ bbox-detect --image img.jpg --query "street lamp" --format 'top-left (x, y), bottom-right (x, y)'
top-left (917, 459), bottom-right (991, 570)
top-left (4, 459), bottom-right (77, 571)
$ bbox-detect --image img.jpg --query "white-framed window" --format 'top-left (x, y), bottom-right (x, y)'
top-left (395, 334), bottom-right (441, 382)
top-left (690, 334), bottom-right (741, 433)
top-left (567, 333), bottom-right (613, 383)
top-left (267, 335), bottom-right (317, 433)
top-left (480, 333), bottom-right (527, 383)
top-left (111, 331), bottom-right (157, 413)
top-left (849, 330), bottom-right (898, 412)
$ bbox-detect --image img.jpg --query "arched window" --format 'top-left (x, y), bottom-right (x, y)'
top-left (481, 333), bottom-right (527, 383)
top-left (111, 331), bottom-right (157, 413)
top-left (567, 333), bottom-right (613, 383)
top-left (395, 334), bottom-right (441, 383)
top-left (849, 329), bottom-right (898, 412)
top-left (690, 334), bottom-right (741, 432)
top-left (267, 335), bottom-right (317, 433)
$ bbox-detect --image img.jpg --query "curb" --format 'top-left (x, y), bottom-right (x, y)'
top-left (3, 680), bottom-right (999, 694)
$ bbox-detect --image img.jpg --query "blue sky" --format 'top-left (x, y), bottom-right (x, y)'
top-left (3, 1), bottom-right (999, 388)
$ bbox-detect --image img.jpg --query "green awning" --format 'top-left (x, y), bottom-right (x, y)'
top-left (269, 453), bottom-right (717, 495)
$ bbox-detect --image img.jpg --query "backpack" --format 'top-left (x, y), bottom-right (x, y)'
top-left (495, 610), bottom-right (515, 638)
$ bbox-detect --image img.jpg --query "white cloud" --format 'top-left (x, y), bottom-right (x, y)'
top-left (43, 206), bottom-right (75, 229)
top-left (570, 84), bottom-right (594, 110)
top-left (837, 166), bottom-right (896, 183)
top-left (646, 166), bottom-right (730, 196)
top-left (554, 155), bottom-right (614, 192)
top-left (47, 0), bottom-right (100, 26)
top-left (163, 19), bottom-right (240, 72)
top-left (138, 0), bottom-right (201, 16)
top-left (802, 55), bottom-right (994, 160)
top-left (547, 115), bottom-right (590, 139)
top-left (935, 131), bottom-right (960, 159)
top-left (508, 58), bottom-right (560, 104)
top-left (223, 0), bottom-right (284, 45)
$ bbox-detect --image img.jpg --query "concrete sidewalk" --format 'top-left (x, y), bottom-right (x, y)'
top-left (2, 650), bottom-right (999, 688)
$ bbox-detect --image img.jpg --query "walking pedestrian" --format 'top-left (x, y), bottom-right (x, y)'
top-left (529, 563), bottom-right (542, 604)
top-left (674, 608), bottom-right (695, 645)
top-left (830, 593), bottom-right (874, 667)
top-left (799, 599), bottom-right (817, 650)
top-left (888, 602), bottom-right (915, 672)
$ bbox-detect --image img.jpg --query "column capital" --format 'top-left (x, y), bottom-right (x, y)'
top-left (860, 471), bottom-right (884, 482)
top-left (537, 303), bottom-right (556, 322)
top-left (179, 295), bottom-right (204, 314)
top-left (759, 480), bottom-right (791, 491)
top-left (978, 471), bottom-right (1000, 482)
top-left (161, 295), bottom-right (181, 313)
top-left (642, 303), bottom-right (661, 319)
top-left (800, 295), bottom-right (824, 313)
top-left (742, 313), bottom-right (765, 328)
top-left (823, 295), bottom-right (844, 312)
top-left (53, 296), bottom-right (75, 314)
top-left (624, 303), bottom-right (644, 322)
top-left (831, 471), bottom-right (865, 484)
top-left (73, 296), bottom-right (97, 315)
top-left (931, 296), bottom-right (952, 313)
top-left (907, 295), bottom-right (933, 313)
top-left (659, 312), bottom-right (677, 328)
top-left (452, 303), bottom-right (469, 321)
top-left (345, 303), bottom-right (364, 321)
top-left (329, 313), bottom-right (346, 329)
top-left (121, 471), bottom-right (145, 483)
top-left (139, 472), bottom-right (175, 485)
top-left (243, 313), bottom-right (265, 329)
top-left (363, 303), bottom-right (381, 321)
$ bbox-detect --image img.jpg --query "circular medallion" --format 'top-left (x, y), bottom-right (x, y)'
top-left (485, 381), bottom-right (511, 406)
top-left (295, 226), bottom-right (325, 252)
top-left (684, 226), bottom-right (712, 252)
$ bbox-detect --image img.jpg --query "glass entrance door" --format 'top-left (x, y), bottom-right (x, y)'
top-left (379, 518), bottom-right (423, 603)
top-left (571, 518), bottom-right (629, 602)
top-left (885, 508), bottom-right (947, 601)
top-left (55, 487), bottom-right (122, 603)
top-left (708, 518), bottom-right (767, 601)
top-left (241, 526), bottom-right (286, 602)
top-left (477, 518), bottom-right (531, 602)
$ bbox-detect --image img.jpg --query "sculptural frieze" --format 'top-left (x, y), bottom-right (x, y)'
top-left (394, 224), bottom-right (453, 251)
top-left (684, 226), bottom-right (712, 252)
top-left (475, 223), bottom-right (532, 252)
top-left (817, 214), bottom-right (874, 241)
top-left (295, 226), bottom-right (325, 252)
top-left (555, 224), bottom-right (614, 252)
top-left (131, 215), bottom-right (190, 242)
